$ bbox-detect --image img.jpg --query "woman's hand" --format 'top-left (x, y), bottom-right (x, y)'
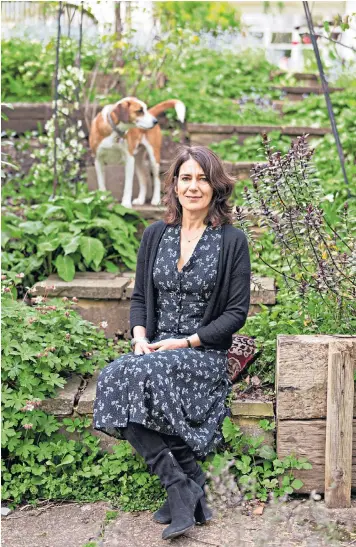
top-left (134, 340), bottom-right (154, 355)
top-left (147, 338), bottom-right (187, 352)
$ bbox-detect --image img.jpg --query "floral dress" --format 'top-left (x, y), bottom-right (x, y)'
top-left (93, 224), bottom-right (231, 458)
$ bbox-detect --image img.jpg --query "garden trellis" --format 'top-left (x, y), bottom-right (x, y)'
top-left (52, 1), bottom-right (85, 197)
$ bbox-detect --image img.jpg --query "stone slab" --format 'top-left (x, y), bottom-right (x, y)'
top-left (232, 416), bottom-right (274, 446)
top-left (76, 370), bottom-right (101, 415)
top-left (231, 401), bottom-right (274, 417)
top-left (72, 299), bottom-right (130, 338)
top-left (41, 375), bottom-right (82, 416)
top-left (33, 274), bottom-right (131, 300)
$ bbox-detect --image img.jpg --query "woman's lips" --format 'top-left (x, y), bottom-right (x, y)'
top-left (186, 197), bottom-right (201, 200)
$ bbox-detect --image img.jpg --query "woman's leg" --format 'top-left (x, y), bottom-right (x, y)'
top-left (153, 433), bottom-right (212, 525)
top-left (121, 423), bottom-right (203, 540)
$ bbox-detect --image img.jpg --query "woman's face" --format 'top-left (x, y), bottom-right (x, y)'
top-left (175, 158), bottom-right (214, 214)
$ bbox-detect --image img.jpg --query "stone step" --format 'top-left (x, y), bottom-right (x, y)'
top-left (33, 273), bottom-right (276, 338)
top-left (86, 161), bottom-right (263, 205)
top-left (187, 123), bottom-right (331, 146)
top-left (41, 373), bottom-right (275, 454)
top-left (271, 85), bottom-right (343, 101)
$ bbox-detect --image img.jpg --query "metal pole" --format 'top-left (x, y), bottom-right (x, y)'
top-left (302, 1), bottom-right (351, 198)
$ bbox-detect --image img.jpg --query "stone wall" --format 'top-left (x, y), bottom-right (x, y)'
top-left (42, 371), bottom-right (275, 454)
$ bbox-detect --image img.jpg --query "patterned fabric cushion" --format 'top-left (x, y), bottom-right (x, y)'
top-left (227, 335), bottom-right (260, 383)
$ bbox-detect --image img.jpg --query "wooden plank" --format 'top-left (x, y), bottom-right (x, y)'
top-left (325, 340), bottom-right (355, 508)
top-left (277, 420), bottom-right (356, 493)
top-left (276, 335), bottom-right (356, 420)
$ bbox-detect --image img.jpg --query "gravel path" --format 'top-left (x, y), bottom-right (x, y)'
top-left (2, 499), bottom-right (356, 547)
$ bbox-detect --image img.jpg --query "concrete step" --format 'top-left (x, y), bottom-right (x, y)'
top-left (33, 272), bottom-right (276, 339)
top-left (42, 372), bottom-right (275, 454)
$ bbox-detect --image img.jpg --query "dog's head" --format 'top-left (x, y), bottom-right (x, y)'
top-left (111, 97), bottom-right (158, 130)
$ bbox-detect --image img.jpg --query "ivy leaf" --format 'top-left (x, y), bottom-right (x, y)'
top-left (18, 221), bottom-right (44, 234)
top-left (258, 444), bottom-right (276, 460)
top-left (54, 255), bottom-right (75, 282)
top-left (57, 454), bottom-right (74, 467)
top-left (291, 478), bottom-right (303, 490)
top-left (62, 235), bottom-right (81, 255)
top-left (104, 260), bottom-right (119, 273)
top-left (80, 236), bottom-right (105, 268)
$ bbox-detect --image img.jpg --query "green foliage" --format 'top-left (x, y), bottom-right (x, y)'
top-left (2, 190), bottom-right (145, 284)
top-left (211, 131), bottom-right (292, 162)
top-left (154, 1), bottom-right (241, 34)
top-left (129, 47), bottom-right (291, 125)
top-left (1, 287), bottom-right (164, 511)
top-left (207, 417), bottom-right (311, 502)
top-left (1, 37), bottom-right (98, 102)
top-left (241, 287), bottom-right (356, 383)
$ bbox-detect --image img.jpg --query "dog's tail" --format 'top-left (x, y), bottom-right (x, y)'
top-left (148, 100), bottom-right (185, 123)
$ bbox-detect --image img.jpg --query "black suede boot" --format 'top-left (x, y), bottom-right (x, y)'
top-left (153, 434), bottom-right (213, 525)
top-left (121, 423), bottom-right (203, 539)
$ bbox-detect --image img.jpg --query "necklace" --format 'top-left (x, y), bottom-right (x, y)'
top-left (181, 226), bottom-right (207, 243)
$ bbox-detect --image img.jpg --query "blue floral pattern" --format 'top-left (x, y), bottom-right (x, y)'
top-left (93, 224), bottom-right (231, 457)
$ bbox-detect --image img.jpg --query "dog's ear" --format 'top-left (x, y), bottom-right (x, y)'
top-left (117, 101), bottom-right (130, 124)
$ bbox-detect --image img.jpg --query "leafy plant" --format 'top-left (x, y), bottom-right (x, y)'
top-left (1, 283), bottom-right (164, 511)
top-left (206, 417), bottom-right (311, 502)
top-left (2, 191), bottom-right (145, 284)
top-left (154, 1), bottom-right (242, 35)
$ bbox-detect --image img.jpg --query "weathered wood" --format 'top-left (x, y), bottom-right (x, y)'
top-left (277, 420), bottom-right (356, 493)
top-left (276, 335), bottom-right (356, 420)
top-left (325, 340), bottom-right (355, 508)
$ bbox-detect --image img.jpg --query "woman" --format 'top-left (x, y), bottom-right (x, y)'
top-left (93, 145), bottom-right (251, 540)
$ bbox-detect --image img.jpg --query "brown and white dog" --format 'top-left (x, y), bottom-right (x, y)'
top-left (89, 96), bottom-right (185, 208)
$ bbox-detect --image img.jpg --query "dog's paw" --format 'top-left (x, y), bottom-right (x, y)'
top-left (132, 197), bottom-right (145, 206)
top-left (121, 200), bottom-right (133, 209)
top-left (151, 196), bottom-right (161, 206)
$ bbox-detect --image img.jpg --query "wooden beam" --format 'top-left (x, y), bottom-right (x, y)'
top-left (325, 340), bottom-right (356, 508)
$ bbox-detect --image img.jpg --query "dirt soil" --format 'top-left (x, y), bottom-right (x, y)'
top-left (2, 498), bottom-right (356, 547)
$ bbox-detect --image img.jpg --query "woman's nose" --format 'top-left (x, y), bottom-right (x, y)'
top-left (189, 178), bottom-right (199, 188)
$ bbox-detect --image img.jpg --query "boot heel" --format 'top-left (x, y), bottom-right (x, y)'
top-left (162, 479), bottom-right (203, 541)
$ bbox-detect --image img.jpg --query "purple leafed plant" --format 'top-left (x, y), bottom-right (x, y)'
top-left (236, 133), bottom-right (356, 327)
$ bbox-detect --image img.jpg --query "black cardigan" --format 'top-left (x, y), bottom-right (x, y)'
top-left (130, 221), bottom-right (251, 350)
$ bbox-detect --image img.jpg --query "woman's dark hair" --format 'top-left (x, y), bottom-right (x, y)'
top-left (162, 145), bottom-right (235, 227)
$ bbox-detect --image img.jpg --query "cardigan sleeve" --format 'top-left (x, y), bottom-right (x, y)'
top-left (129, 229), bottom-right (148, 337)
top-left (196, 232), bottom-right (251, 347)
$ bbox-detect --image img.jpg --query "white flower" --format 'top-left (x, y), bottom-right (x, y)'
top-left (69, 139), bottom-right (77, 148)
top-left (78, 130), bottom-right (85, 139)
top-left (100, 321), bottom-right (108, 329)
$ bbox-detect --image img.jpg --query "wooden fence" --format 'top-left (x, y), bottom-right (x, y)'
top-left (276, 335), bottom-right (356, 508)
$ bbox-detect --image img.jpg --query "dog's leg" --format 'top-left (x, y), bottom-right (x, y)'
top-left (121, 153), bottom-right (135, 209)
top-left (144, 141), bottom-right (161, 206)
top-left (95, 157), bottom-right (106, 191)
top-left (132, 147), bottom-right (147, 206)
